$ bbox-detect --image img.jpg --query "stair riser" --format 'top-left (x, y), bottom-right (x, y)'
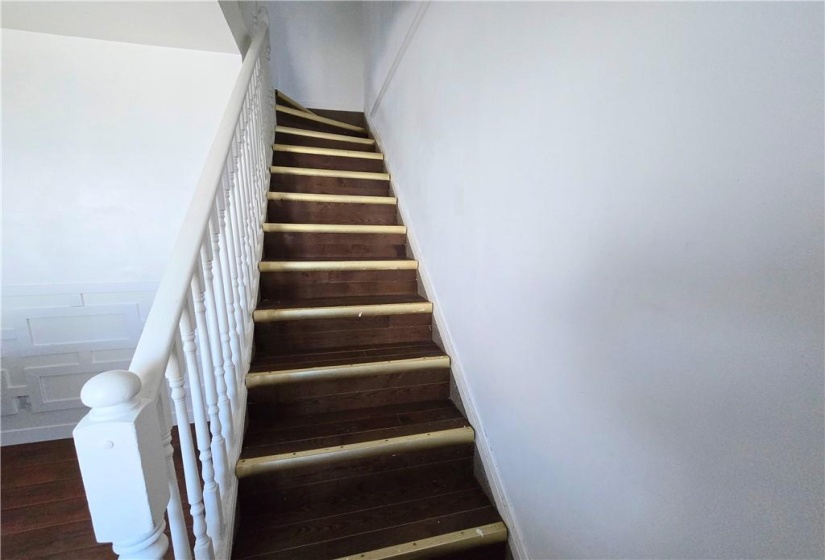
top-left (255, 325), bottom-right (433, 355)
top-left (233, 489), bottom-right (491, 559)
top-left (250, 343), bottom-right (445, 372)
top-left (264, 382), bottom-right (450, 417)
top-left (237, 444), bottom-right (475, 494)
top-left (238, 424), bottom-right (470, 478)
top-left (260, 268), bottom-right (416, 284)
top-left (274, 132), bottom-right (377, 152)
top-left (256, 313), bottom-right (431, 334)
top-left (236, 493), bottom-right (497, 560)
top-left (277, 111), bottom-right (369, 138)
top-left (264, 232), bottom-right (407, 259)
top-left (238, 457), bottom-right (476, 528)
top-left (442, 543), bottom-right (509, 560)
top-left (255, 315), bottom-right (432, 354)
top-left (245, 403), bottom-right (460, 445)
top-left (267, 200), bottom-right (398, 225)
top-left (248, 369), bottom-right (451, 405)
top-left (274, 151), bottom-right (386, 173)
top-left (272, 174), bottom-right (390, 197)
top-left (260, 279), bottom-right (418, 301)
top-left (306, 108), bottom-right (368, 129)
top-left (241, 417), bottom-right (467, 464)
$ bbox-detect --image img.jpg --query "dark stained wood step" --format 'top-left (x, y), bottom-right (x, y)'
top-left (267, 199), bottom-right (398, 225)
top-left (276, 111), bottom-right (369, 138)
top-left (256, 293), bottom-right (429, 310)
top-left (234, 503), bottom-right (500, 560)
top-left (248, 365), bottom-right (449, 403)
top-left (238, 457), bottom-right (476, 531)
top-left (246, 400), bottom-right (460, 435)
top-left (250, 341), bottom-right (444, 372)
top-left (253, 295), bottom-right (433, 355)
top-left (242, 415), bottom-right (468, 462)
top-left (259, 268), bottom-right (416, 289)
top-left (248, 380), bottom-right (449, 417)
top-left (272, 174), bottom-right (390, 197)
top-left (307, 108), bottom-right (368, 128)
top-left (234, 489), bottom-right (491, 559)
top-left (255, 323), bottom-right (433, 355)
top-left (235, 442), bottom-right (475, 495)
top-left (260, 274), bottom-right (417, 301)
top-left (264, 231), bottom-right (406, 259)
top-left (274, 130), bottom-right (377, 153)
top-left (242, 400), bottom-right (465, 456)
top-left (273, 150), bottom-right (386, 173)
top-left (440, 542), bottom-right (509, 560)
top-left (254, 313), bottom-right (432, 335)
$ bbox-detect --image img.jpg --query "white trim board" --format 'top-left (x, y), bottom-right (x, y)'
top-left (368, 122), bottom-right (529, 560)
top-left (367, 1), bottom-right (431, 118)
top-left (1, 421), bottom-right (78, 446)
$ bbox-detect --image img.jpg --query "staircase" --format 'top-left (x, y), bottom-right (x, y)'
top-left (230, 93), bottom-right (508, 559)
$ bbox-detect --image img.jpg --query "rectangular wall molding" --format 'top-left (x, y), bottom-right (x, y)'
top-left (0, 282), bottom-right (158, 445)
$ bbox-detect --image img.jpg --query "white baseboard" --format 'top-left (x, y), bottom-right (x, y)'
top-left (368, 123), bottom-right (529, 560)
top-left (1, 422), bottom-right (77, 446)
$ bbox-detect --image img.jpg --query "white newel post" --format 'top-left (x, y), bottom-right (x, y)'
top-left (73, 370), bottom-right (170, 559)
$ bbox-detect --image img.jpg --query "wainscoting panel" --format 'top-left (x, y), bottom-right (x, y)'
top-left (0, 283), bottom-right (158, 445)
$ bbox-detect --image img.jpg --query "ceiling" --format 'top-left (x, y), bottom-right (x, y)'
top-left (1, 1), bottom-right (240, 54)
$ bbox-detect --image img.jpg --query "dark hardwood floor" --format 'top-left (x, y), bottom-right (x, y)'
top-left (2, 437), bottom-right (117, 559)
top-left (1, 433), bottom-right (191, 560)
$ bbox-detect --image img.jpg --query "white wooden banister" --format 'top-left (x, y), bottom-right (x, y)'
top-left (73, 11), bottom-right (274, 559)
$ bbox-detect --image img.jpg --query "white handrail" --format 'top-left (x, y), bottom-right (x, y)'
top-left (73, 9), bottom-right (274, 559)
top-left (131, 18), bottom-right (270, 399)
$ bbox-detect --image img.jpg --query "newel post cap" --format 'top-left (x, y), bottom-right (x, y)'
top-left (81, 370), bottom-right (142, 419)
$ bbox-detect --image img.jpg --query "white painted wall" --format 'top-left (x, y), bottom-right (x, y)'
top-left (3, 30), bottom-right (240, 286)
top-left (363, 2), bottom-right (824, 558)
top-left (1, 28), bottom-right (241, 443)
top-left (267, 1), bottom-right (364, 111)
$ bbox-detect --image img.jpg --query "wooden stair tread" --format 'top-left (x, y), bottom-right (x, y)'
top-left (233, 488), bottom-right (496, 559)
top-left (234, 503), bottom-right (501, 560)
top-left (246, 400), bottom-right (461, 432)
top-left (241, 400), bottom-right (466, 457)
top-left (275, 105), bottom-right (368, 136)
top-left (306, 108), bottom-right (368, 128)
top-left (273, 149), bottom-right (386, 174)
top-left (237, 457), bottom-right (477, 531)
top-left (256, 293), bottom-right (429, 311)
top-left (271, 174), bottom-right (391, 197)
top-left (260, 257), bottom-right (416, 263)
top-left (249, 341), bottom-right (445, 372)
